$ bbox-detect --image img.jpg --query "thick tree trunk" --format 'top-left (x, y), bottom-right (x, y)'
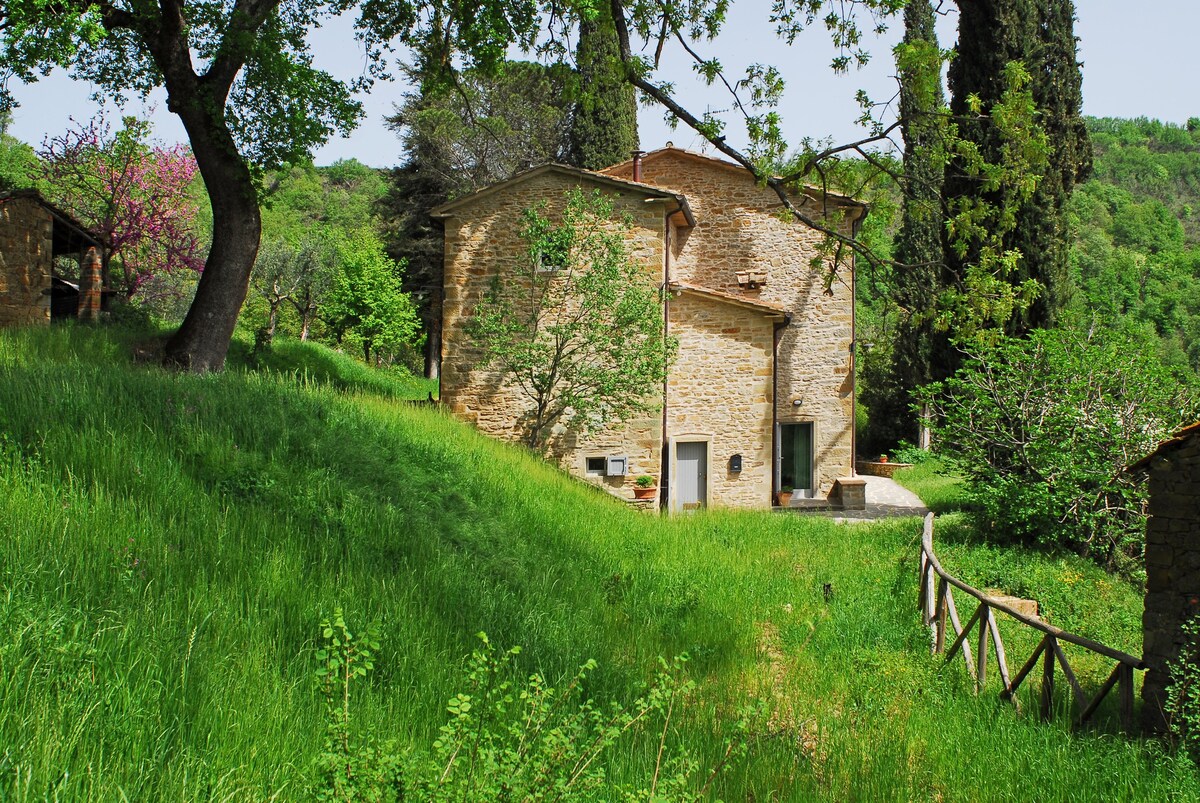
top-left (163, 89), bottom-right (261, 372)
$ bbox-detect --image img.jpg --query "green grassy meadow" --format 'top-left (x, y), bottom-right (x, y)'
top-left (0, 325), bottom-right (1195, 800)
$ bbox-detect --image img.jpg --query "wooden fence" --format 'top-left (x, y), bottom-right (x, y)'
top-left (918, 513), bottom-right (1144, 730)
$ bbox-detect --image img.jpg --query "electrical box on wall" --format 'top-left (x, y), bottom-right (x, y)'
top-left (729, 454), bottom-right (743, 473)
top-left (606, 455), bottom-right (628, 476)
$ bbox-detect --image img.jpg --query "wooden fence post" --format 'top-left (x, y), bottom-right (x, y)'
top-left (1041, 636), bottom-right (1056, 721)
top-left (976, 604), bottom-right (990, 692)
top-left (1118, 663), bottom-right (1134, 733)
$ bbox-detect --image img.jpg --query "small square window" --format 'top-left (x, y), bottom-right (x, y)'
top-left (536, 249), bottom-right (568, 273)
top-left (586, 457), bottom-right (606, 475)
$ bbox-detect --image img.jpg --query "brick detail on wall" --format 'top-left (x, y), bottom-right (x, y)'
top-left (78, 245), bottom-right (103, 320)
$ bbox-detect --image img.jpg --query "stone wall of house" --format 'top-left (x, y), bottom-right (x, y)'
top-left (439, 171), bottom-right (668, 503)
top-left (609, 150), bottom-right (859, 496)
top-left (1142, 431), bottom-right (1200, 732)
top-left (0, 198), bottom-right (53, 327)
top-left (665, 292), bottom-right (775, 509)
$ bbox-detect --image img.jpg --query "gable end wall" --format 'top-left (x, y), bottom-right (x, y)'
top-left (439, 172), bottom-right (668, 498)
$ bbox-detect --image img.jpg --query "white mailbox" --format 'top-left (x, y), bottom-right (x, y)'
top-left (605, 455), bottom-right (628, 477)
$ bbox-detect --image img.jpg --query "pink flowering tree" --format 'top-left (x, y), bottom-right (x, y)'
top-left (38, 113), bottom-right (204, 296)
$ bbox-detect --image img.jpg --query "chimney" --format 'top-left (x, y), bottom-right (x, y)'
top-left (631, 150), bottom-right (646, 182)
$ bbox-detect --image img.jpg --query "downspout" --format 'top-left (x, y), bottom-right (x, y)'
top-left (850, 212), bottom-right (862, 474)
top-left (660, 212), bottom-right (671, 512)
top-left (772, 317), bottom-right (788, 504)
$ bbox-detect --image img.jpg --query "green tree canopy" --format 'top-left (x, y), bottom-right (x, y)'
top-left (0, 0), bottom-right (540, 370)
top-left (566, 2), bottom-right (639, 170)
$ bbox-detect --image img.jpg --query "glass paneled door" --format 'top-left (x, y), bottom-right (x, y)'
top-left (778, 422), bottom-right (813, 495)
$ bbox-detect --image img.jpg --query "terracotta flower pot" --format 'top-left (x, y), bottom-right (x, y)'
top-left (633, 486), bottom-right (658, 500)
top-left (776, 491), bottom-right (794, 507)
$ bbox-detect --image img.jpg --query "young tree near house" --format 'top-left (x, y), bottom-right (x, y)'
top-left (468, 188), bottom-right (676, 452)
top-left (1, 0), bottom-right (538, 371)
top-left (38, 114), bottom-right (203, 295)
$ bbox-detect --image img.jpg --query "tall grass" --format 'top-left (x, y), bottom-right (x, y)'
top-left (0, 324), bottom-right (1195, 800)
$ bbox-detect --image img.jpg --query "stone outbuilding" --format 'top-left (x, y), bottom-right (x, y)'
top-left (434, 147), bottom-right (867, 512)
top-left (1132, 421), bottom-right (1200, 732)
top-left (0, 190), bottom-right (104, 326)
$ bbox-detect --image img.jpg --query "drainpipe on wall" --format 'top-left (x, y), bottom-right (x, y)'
top-left (850, 213), bottom-right (862, 475)
top-left (660, 212), bottom-right (671, 511)
top-left (772, 318), bottom-right (788, 505)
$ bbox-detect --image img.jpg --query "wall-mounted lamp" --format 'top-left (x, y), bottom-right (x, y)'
top-left (792, 398), bottom-right (804, 407)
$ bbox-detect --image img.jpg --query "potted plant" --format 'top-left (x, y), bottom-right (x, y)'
top-left (776, 485), bottom-right (794, 507)
top-left (633, 475), bottom-right (658, 500)
top-left (878, 454), bottom-right (889, 463)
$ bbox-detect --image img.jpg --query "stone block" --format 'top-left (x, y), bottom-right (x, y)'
top-left (832, 477), bottom-right (866, 510)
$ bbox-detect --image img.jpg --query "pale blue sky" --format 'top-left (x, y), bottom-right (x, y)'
top-left (5, 1), bottom-right (1195, 167)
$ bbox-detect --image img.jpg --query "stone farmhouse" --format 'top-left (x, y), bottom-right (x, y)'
top-left (435, 146), bottom-right (866, 511)
top-left (0, 190), bottom-right (105, 326)
top-left (1132, 421), bottom-right (1200, 732)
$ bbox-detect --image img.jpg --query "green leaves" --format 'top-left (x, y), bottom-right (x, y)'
top-left (468, 188), bottom-right (676, 451)
top-left (923, 325), bottom-right (1200, 570)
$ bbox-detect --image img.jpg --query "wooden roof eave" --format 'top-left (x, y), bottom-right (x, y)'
top-left (668, 281), bottom-right (790, 321)
top-left (430, 163), bottom-right (690, 220)
top-left (1128, 421), bottom-right (1200, 473)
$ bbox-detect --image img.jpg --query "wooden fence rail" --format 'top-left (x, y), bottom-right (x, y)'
top-left (918, 513), bottom-right (1144, 730)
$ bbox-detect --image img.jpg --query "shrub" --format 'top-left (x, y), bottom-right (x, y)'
top-left (923, 325), bottom-right (1198, 567)
top-left (1167, 616), bottom-right (1200, 760)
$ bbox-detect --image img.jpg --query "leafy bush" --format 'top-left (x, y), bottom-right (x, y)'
top-left (1167, 616), bottom-right (1200, 760)
top-left (923, 325), bottom-right (1198, 567)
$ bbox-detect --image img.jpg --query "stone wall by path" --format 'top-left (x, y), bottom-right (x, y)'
top-left (0, 197), bottom-right (53, 327)
top-left (1141, 427), bottom-right (1200, 733)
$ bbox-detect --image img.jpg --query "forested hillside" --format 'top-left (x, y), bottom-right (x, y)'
top-left (1068, 117), bottom-right (1200, 370)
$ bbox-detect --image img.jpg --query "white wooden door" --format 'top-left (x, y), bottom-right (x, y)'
top-left (676, 442), bottom-right (707, 511)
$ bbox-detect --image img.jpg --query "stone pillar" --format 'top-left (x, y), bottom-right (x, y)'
top-left (77, 245), bottom-right (102, 320)
top-left (1141, 432), bottom-right (1200, 733)
top-left (832, 477), bottom-right (867, 510)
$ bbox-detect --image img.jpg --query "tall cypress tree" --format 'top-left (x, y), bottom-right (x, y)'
top-left (944, 0), bottom-right (1090, 340)
top-left (881, 0), bottom-right (947, 446)
top-left (567, 4), bottom-right (640, 171)
top-left (1011, 0), bottom-right (1092, 328)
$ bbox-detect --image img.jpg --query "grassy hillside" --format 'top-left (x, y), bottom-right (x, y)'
top-left (0, 325), bottom-right (1195, 800)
